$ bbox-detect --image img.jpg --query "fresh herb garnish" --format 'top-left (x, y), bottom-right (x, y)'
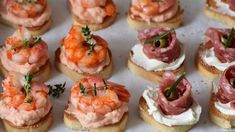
top-left (23, 37), bottom-right (41, 47)
top-left (93, 83), bottom-right (97, 96)
top-left (23, 72), bottom-right (33, 104)
top-left (79, 83), bottom-right (87, 96)
top-left (164, 72), bottom-right (186, 98)
top-left (25, 97), bottom-right (32, 104)
top-left (82, 26), bottom-right (96, 55)
top-left (103, 79), bottom-right (109, 90)
top-left (222, 28), bottom-right (234, 48)
top-left (48, 82), bottom-right (66, 98)
top-left (144, 28), bottom-right (174, 44)
top-left (16, 0), bottom-right (38, 4)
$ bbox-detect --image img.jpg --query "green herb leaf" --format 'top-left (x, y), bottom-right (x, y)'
top-left (48, 82), bottom-right (66, 98)
top-left (144, 28), bottom-right (174, 44)
top-left (164, 72), bottom-right (186, 98)
top-left (79, 83), bottom-right (87, 96)
top-left (23, 72), bottom-right (33, 97)
top-left (25, 97), bottom-right (32, 104)
top-left (93, 83), bottom-right (97, 96)
top-left (23, 37), bottom-right (41, 47)
top-left (224, 28), bottom-right (234, 48)
top-left (81, 26), bottom-right (96, 54)
top-left (103, 79), bottom-right (109, 90)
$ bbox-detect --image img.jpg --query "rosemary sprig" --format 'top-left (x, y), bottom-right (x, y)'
top-left (23, 72), bottom-right (33, 104)
top-left (223, 28), bottom-right (234, 48)
top-left (164, 72), bottom-right (186, 98)
top-left (103, 79), bottom-right (109, 90)
top-left (93, 83), bottom-right (97, 96)
top-left (79, 83), bottom-right (87, 96)
top-left (48, 82), bottom-right (66, 98)
top-left (81, 26), bottom-right (96, 55)
top-left (23, 37), bottom-right (41, 47)
top-left (144, 29), bottom-right (174, 44)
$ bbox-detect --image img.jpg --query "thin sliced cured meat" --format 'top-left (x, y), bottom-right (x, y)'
top-left (157, 72), bottom-right (193, 115)
top-left (138, 28), bottom-right (181, 63)
top-left (217, 66), bottom-right (235, 108)
top-left (205, 28), bottom-right (235, 63)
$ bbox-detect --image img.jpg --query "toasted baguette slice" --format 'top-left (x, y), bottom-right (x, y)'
top-left (55, 48), bottom-right (113, 81)
top-left (0, 16), bottom-right (52, 36)
top-left (209, 83), bottom-right (235, 129)
top-left (204, 0), bottom-right (235, 27)
top-left (127, 6), bottom-right (183, 30)
top-left (68, 1), bottom-right (116, 31)
top-left (0, 60), bottom-right (51, 82)
top-left (127, 53), bottom-right (185, 84)
top-left (2, 110), bottom-right (53, 132)
top-left (195, 44), bottom-right (222, 80)
top-left (64, 109), bottom-right (128, 132)
top-left (139, 97), bottom-right (194, 132)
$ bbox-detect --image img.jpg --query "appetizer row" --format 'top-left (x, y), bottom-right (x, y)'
top-left (1, 66), bottom-right (234, 132)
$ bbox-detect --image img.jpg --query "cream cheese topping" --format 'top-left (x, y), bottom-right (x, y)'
top-left (202, 48), bottom-right (235, 71)
top-left (131, 44), bottom-right (185, 71)
top-left (207, 0), bottom-right (235, 17)
top-left (213, 78), bottom-right (235, 116)
top-left (142, 87), bottom-right (201, 127)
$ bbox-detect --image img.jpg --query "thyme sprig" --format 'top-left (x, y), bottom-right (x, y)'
top-left (79, 83), bottom-right (87, 96)
top-left (48, 82), bottom-right (66, 98)
top-left (23, 37), bottom-right (41, 47)
top-left (82, 26), bottom-right (96, 55)
top-left (144, 29), bottom-right (174, 44)
top-left (93, 83), bottom-right (97, 96)
top-left (164, 72), bottom-right (186, 98)
top-left (222, 28), bottom-right (234, 48)
top-left (23, 73), bottom-right (33, 104)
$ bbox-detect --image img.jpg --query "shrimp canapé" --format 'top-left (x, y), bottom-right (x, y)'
top-left (64, 76), bottom-right (130, 129)
top-left (0, 27), bottom-right (49, 75)
top-left (69, 0), bottom-right (116, 27)
top-left (0, 73), bottom-right (52, 126)
top-left (59, 26), bottom-right (111, 74)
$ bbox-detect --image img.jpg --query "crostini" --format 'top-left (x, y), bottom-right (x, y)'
top-left (0, 27), bottom-right (51, 82)
top-left (64, 76), bottom-right (130, 132)
top-left (210, 66), bottom-right (235, 129)
top-left (205, 0), bottom-right (235, 26)
top-left (68, 0), bottom-right (116, 31)
top-left (127, 0), bottom-right (184, 30)
top-left (0, 73), bottom-right (53, 132)
top-left (0, 0), bottom-right (52, 35)
top-left (196, 27), bottom-right (235, 80)
top-left (55, 26), bottom-right (112, 81)
top-left (128, 27), bottom-right (185, 83)
top-left (139, 72), bottom-right (202, 132)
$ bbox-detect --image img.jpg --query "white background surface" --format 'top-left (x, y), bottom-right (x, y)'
top-left (0, 0), bottom-right (232, 131)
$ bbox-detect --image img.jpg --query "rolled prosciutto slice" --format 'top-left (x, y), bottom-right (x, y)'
top-left (205, 28), bottom-right (235, 63)
top-left (217, 66), bottom-right (235, 108)
top-left (138, 28), bottom-right (181, 63)
top-left (157, 72), bottom-right (193, 115)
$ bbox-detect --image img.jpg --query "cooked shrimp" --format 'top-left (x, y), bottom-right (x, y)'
top-left (132, 0), bottom-right (176, 15)
top-left (62, 26), bottom-right (108, 67)
top-left (5, 27), bottom-right (48, 65)
top-left (80, 0), bottom-right (107, 8)
top-left (5, 0), bottom-right (46, 18)
top-left (1, 74), bottom-right (49, 111)
top-left (70, 76), bottom-right (130, 115)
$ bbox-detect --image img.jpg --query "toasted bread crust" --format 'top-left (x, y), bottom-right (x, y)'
top-left (205, 0), bottom-right (235, 26)
top-left (68, 1), bottom-right (116, 31)
top-left (195, 44), bottom-right (222, 80)
top-left (0, 59), bottom-right (51, 82)
top-left (2, 109), bottom-right (53, 132)
top-left (209, 83), bottom-right (235, 129)
top-left (127, 6), bottom-right (184, 30)
top-left (139, 97), bottom-right (194, 132)
top-left (55, 48), bottom-right (113, 81)
top-left (127, 53), bottom-right (185, 84)
top-left (64, 109), bottom-right (128, 132)
top-left (0, 16), bottom-right (52, 36)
